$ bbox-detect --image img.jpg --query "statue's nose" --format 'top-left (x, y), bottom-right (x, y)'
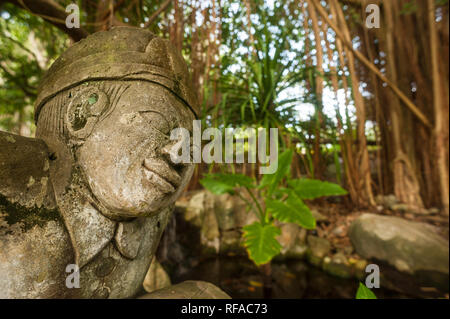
top-left (161, 141), bottom-right (188, 166)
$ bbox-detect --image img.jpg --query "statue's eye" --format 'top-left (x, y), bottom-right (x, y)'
top-left (88, 93), bottom-right (98, 105)
top-left (69, 101), bottom-right (89, 131)
top-left (139, 111), bottom-right (170, 135)
top-left (66, 87), bottom-right (109, 139)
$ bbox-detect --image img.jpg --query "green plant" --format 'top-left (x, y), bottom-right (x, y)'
top-left (200, 149), bottom-right (347, 265)
top-left (356, 282), bottom-right (377, 299)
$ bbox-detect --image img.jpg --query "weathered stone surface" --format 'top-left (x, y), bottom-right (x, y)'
top-left (349, 258), bottom-right (368, 280)
top-left (220, 230), bottom-right (243, 254)
top-left (306, 235), bottom-right (331, 267)
top-left (143, 258), bottom-right (171, 293)
top-left (375, 194), bottom-right (398, 209)
top-left (349, 213), bottom-right (449, 289)
top-left (276, 223), bottom-right (307, 260)
top-left (322, 253), bottom-right (351, 279)
top-left (184, 191), bottom-right (208, 228)
top-left (140, 280), bottom-right (231, 299)
top-left (0, 132), bottom-right (56, 211)
top-left (201, 205), bottom-right (220, 254)
top-left (0, 27), bottom-right (199, 298)
top-left (180, 190), bottom-right (258, 256)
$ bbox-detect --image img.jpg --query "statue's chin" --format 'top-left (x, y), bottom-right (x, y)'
top-left (93, 189), bottom-right (175, 220)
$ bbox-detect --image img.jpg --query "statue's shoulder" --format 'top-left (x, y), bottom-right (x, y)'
top-left (0, 130), bottom-right (59, 230)
top-left (0, 131), bottom-right (73, 298)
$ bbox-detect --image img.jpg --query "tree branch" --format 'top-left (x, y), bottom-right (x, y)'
top-left (0, 0), bottom-right (89, 42)
top-left (143, 0), bottom-right (172, 28)
top-left (311, 0), bottom-right (432, 129)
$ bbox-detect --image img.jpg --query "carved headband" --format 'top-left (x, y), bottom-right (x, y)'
top-left (34, 27), bottom-right (199, 123)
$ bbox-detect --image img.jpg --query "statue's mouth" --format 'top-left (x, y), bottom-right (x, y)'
top-left (142, 158), bottom-right (181, 193)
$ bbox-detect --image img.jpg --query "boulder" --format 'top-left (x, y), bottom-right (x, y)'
top-left (306, 235), bottom-right (331, 267)
top-left (375, 194), bottom-right (398, 209)
top-left (349, 213), bottom-right (449, 290)
top-left (214, 193), bottom-right (236, 231)
top-left (143, 258), bottom-right (172, 293)
top-left (322, 252), bottom-right (352, 279)
top-left (277, 223), bottom-right (308, 260)
top-left (180, 190), bottom-right (259, 256)
top-left (220, 230), bottom-right (243, 254)
top-left (140, 280), bottom-right (231, 299)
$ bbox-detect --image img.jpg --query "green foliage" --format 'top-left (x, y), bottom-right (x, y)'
top-left (356, 282), bottom-right (377, 299)
top-left (199, 177), bottom-right (236, 195)
top-left (289, 179), bottom-right (348, 199)
top-left (216, 0), bottom-right (309, 133)
top-left (267, 192), bottom-right (315, 229)
top-left (400, 1), bottom-right (418, 15)
top-left (200, 173), bottom-right (255, 194)
top-left (243, 222), bottom-right (282, 265)
top-left (259, 148), bottom-right (293, 196)
top-left (200, 149), bottom-right (347, 266)
top-left (0, 4), bottom-right (68, 134)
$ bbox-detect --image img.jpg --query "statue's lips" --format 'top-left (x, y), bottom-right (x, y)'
top-left (142, 159), bottom-right (181, 193)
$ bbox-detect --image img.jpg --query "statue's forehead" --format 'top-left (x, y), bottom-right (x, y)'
top-left (115, 82), bottom-right (189, 117)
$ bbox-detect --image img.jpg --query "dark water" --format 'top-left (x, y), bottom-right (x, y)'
top-left (168, 256), bottom-right (414, 299)
top-left (157, 210), bottom-right (445, 299)
top-left (157, 211), bottom-right (448, 299)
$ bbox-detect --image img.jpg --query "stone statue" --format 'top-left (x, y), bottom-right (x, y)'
top-left (0, 27), bottom-right (227, 299)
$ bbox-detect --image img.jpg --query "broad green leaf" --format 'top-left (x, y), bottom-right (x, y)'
top-left (267, 192), bottom-right (316, 229)
top-left (356, 282), bottom-right (377, 299)
top-left (199, 177), bottom-right (235, 195)
top-left (259, 149), bottom-right (293, 196)
top-left (200, 173), bottom-right (255, 195)
top-left (220, 173), bottom-right (255, 188)
top-left (289, 178), bottom-right (348, 200)
top-left (243, 222), bottom-right (282, 265)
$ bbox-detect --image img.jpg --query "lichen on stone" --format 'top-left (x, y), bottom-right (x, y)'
top-left (0, 193), bottom-right (61, 231)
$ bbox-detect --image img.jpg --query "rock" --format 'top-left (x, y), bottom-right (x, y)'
top-left (306, 235), bottom-right (331, 267)
top-left (410, 208), bottom-right (432, 215)
top-left (274, 224), bottom-right (308, 260)
top-left (214, 193), bottom-right (236, 231)
top-left (143, 258), bottom-right (171, 293)
top-left (428, 207), bottom-right (440, 215)
top-left (390, 203), bottom-right (409, 212)
top-left (342, 245), bottom-right (354, 255)
top-left (284, 244), bottom-right (308, 260)
top-left (382, 194), bottom-right (398, 209)
top-left (182, 191), bottom-right (222, 255)
top-left (174, 201), bottom-right (188, 213)
top-left (331, 225), bottom-right (346, 237)
top-left (220, 230), bottom-right (244, 254)
top-left (180, 190), bottom-right (260, 256)
top-left (278, 224), bottom-right (299, 248)
top-left (140, 280), bottom-right (231, 299)
top-left (185, 191), bottom-right (208, 228)
top-left (200, 205), bottom-right (220, 254)
top-left (349, 213), bottom-right (449, 290)
top-left (311, 209), bottom-right (328, 223)
top-left (349, 258), bottom-right (368, 280)
top-left (322, 253), bottom-right (351, 279)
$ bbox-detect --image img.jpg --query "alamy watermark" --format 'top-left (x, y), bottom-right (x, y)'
top-left (65, 263), bottom-right (80, 288)
top-left (365, 264), bottom-right (380, 288)
top-left (65, 4), bottom-right (80, 29)
top-left (169, 120), bottom-right (279, 174)
top-left (365, 4), bottom-right (380, 29)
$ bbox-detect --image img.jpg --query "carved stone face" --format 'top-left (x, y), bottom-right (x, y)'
top-left (76, 81), bottom-right (195, 218)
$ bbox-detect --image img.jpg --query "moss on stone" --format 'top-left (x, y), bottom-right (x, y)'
top-left (0, 193), bottom-right (61, 231)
